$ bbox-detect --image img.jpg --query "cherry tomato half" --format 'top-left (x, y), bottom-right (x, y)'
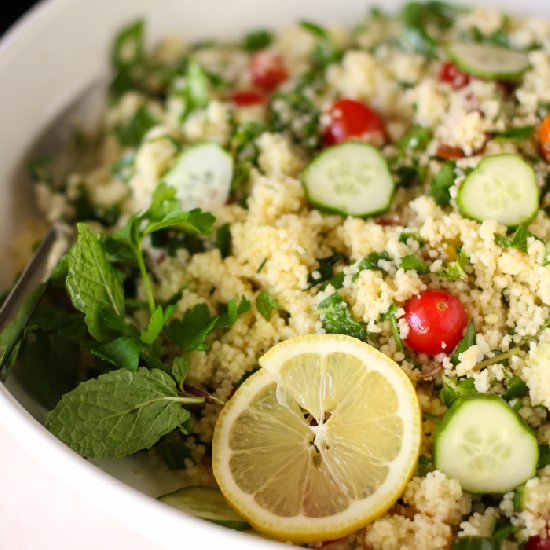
top-left (525, 528), bottom-right (550, 550)
top-left (249, 51), bottom-right (288, 91)
top-left (404, 289), bottom-right (468, 356)
top-left (439, 61), bottom-right (471, 89)
top-left (230, 90), bottom-right (265, 107)
top-left (539, 115), bottom-right (550, 163)
top-left (322, 97), bottom-right (387, 147)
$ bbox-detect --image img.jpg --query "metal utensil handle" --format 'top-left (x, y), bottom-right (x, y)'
top-left (0, 224), bottom-right (71, 371)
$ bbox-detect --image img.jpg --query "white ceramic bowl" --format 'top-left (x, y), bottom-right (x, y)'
top-left (0, 0), bottom-right (548, 547)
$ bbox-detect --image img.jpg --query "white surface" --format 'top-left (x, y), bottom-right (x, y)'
top-left (0, 0), bottom-right (549, 548)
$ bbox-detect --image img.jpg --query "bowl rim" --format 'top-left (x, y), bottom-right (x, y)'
top-left (0, 1), bottom-right (282, 547)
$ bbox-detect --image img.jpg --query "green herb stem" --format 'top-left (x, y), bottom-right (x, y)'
top-left (136, 246), bottom-right (156, 315)
top-left (474, 347), bottom-right (521, 371)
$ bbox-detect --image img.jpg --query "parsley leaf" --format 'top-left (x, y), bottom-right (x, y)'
top-left (400, 254), bottom-right (429, 274)
top-left (493, 125), bottom-right (534, 140)
top-left (91, 336), bottom-right (142, 371)
top-left (381, 304), bottom-right (403, 351)
top-left (215, 223), bottom-right (231, 258)
top-left (397, 126), bottom-right (431, 153)
top-left (308, 252), bottom-right (344, 289)
top-left (428, 161), bottom-right (455, 207)
top-left (352, 251), bottom-right (391, 281)
top-left (140, 304), bottom-right (176, 345)
top-left (45, 368), bottom-right (200, 459)
top-left (440, 377), bottom-right (478, 408)
top-left (66, 224), bottom-right (125, 342)
top-left (495, 224), bottom-right (530, 253)
top-left (440, 248), bottom-right (469, 281)
top-left (171, 355), bottom-right (190, 390)
top-left (230, 122), bottom-right (265, 195)
top-left (503, 375), bottom-right (528, 400)
top-left (256, 291), bottom-right (283, 321)
top-left (300, 20), bottom-right (342, 70)
top-left (399, 232), bottom-right (426, 245)
top-left (318, 293), bottom-right (367, 341)
top-left (451, 319), bottom-right (476, 366)
top-left (539, 443), bottom-right (550, 468)
top-left (242, 29), bottom-right (273, 52)
top-left (173, 58), bottom-right (211, 122)
top-left (114, 106), bottom-right (157, 147)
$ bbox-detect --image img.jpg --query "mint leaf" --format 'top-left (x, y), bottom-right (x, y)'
top-left (156, 431), bottom-right (192, 470)
top-left (496, 224), bottom-right (530, 253)
top-left (19, 332), bottom-right (79, 410)
top-left (451, 319), bottom-right (476, 366)
top-left (318, 293), bottom-right (367, 341)
top-left (400, 254), bottom-right (429, 274)
top-left (429, 161), bottom-right (455, 207)
top-left (256, 291), bottom-right (283, 321)
top-left (91, 337), bottom-right (142, 371)
top-left (140, 304), bottom-right (176, 345)
top-left (45, 368), bottom-right (198, 459)
top-left (440, 377), bottom-right (478, 408)
top-left (67, 224), bottom-right (125, 342)
top-left (352, 251), bottom-right (391, 281)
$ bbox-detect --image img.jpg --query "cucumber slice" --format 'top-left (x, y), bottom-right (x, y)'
top-left (163, 143), bottom-right (232, 211)
top-left (446, 42), bottom-right (530, 81)
top-left (457, 154), bottom-right (539, 227)
top-left (158, 486), bottom-right (251, 530)
top-left (302, 142), bottom-right (394, 218)
top-left (434, 395), bottom-right (538, 494)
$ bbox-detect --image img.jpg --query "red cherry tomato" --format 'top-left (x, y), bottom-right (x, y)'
top-left (249, 51), bottom-right (288, 91)
top-left (439, 61), bottom-right (471, 89)
top-left (525, 528), bottom-right (550, 550)
top-left (404, 289), bottom-right (468, 355)
top-left (322, 97), bottom-right (387, 147)
top-left (230, 90), bottom-right (265, 107)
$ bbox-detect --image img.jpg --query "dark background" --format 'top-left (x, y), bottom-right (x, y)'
top-left (2, 1), bottom-right (39, 35)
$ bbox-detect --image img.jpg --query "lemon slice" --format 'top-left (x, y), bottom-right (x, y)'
top-left (212, 334), bottom-right (421, 542)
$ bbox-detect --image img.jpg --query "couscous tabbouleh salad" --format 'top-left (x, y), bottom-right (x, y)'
top-left (2, 1), bottom-right (550, 548)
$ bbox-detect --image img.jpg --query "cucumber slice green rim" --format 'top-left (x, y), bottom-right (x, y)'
top-left (162, 142), bottom-right (233, 212)
top-left (446, 42), bottom-right (530, 82)
top-left (434, 394), bottom-right (538, 494)
top-left (302, 141), bottom-right (395, 218)
top-left (457, 154), bottom-right (539, 227)
top-left (158, 486), bottom-right (251, 530)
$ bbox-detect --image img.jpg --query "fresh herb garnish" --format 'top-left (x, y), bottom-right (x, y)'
top-left (440, 248), bottom-right (469, 281)
top-left (539, 443), bottom-right (550, 468)
top-left (495, 224), bottom-right (530, 253)
top-left (215, 223), bottom-right (232, 258)
top-left (503, 375), bottom-right (528, 400)
top-left (230, 121), bottom-right (265, 195)
top-left (397, 126), bottom-right (431, 153)
top-left (352, 251), bottom-right (391, 281)
top-left (299, 21), bottom-right (342, 70)
top-left (110, 19), bottom-right (145, 98)
top-left (114, 105), bottom-right (157, 147)
top-left (380, 303), bottom-right (403, 351)
top-left (451, 319), bottom-right (476, 366)
top-left (440, 376), bottom-right (478, 408)
top-left (242, 29), bottom-right (273, 52)
top-left (493, 125), bottom-right (534, 140)
top-left (399, 231), bottom-right (426, 245)
top-left (172, 58), bottom-right (211, 123)
top-left (45, 368), bottom-right (202, 459)
top-left (318, 293), bottom-right (367, 341)
top-left (256, 291), bottom-right (284, 321)
top-left (308, 252), bottom-right (345, 289)
top-left (400, 254), bottom-right (429, 274)
top-left (429, 161), bottom-right (456, 208)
